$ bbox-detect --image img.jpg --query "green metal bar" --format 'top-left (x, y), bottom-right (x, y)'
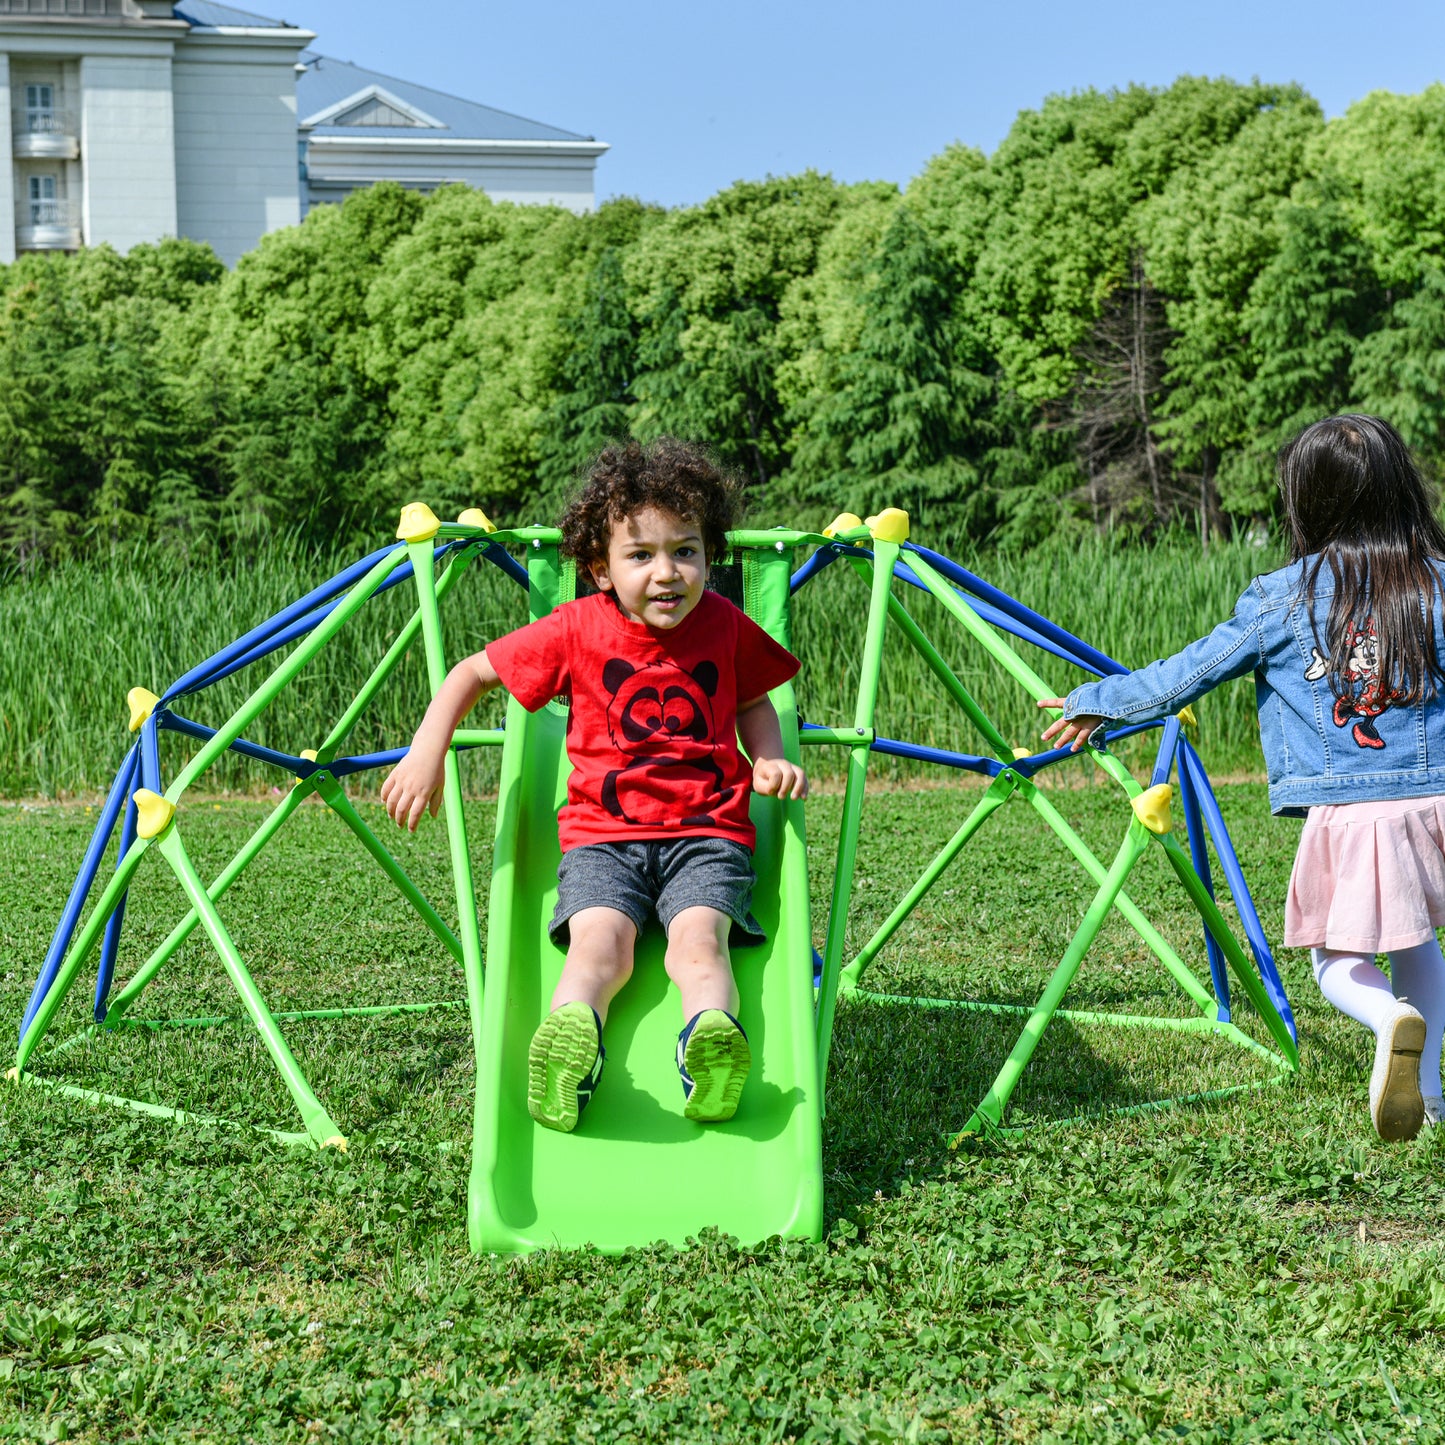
top-left (311, 773), bottom-right (464, 966)
top-left (840, 772), bottom-right (1017, 989)
top-left (798, 727), bottom-right (875, 747)
top-left (853, 560), bottom-right (1012, 759)
top-left (815, 540), bottom-right (898, 1101)
top-left (903, 548), bottom-right (1141, 796)
top-left (8, 1069), bottom-right (312, 1147)
top-left (1159, 832), bottom-right (1299, 1068)
top-left (17, 834), bottom-right (155, 1072)
top-left (958, 820), bottom-right (1152, 1136)
top-left (318, 541), bottom-right (487, 763)
top-left (103, 784), bottom-right (311, 1028)
top-left (1016, 776), bottom-right (1219, 1019)
top-left (120, 998), bottom-right (468, 1032)
top-left (451, 729), bottom-right (507, 748)
top-left (851, 988), bottom-right (1226, 1032)
top-left (156, 825), bottom-right (346, 1147)
top-left (166, 545), bottom-right (408, 802)
top-left (407, 538), bottom-right (488, 1076)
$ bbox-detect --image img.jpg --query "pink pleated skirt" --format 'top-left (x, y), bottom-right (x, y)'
top-left (1284, 794), bottom-right (1445, 952)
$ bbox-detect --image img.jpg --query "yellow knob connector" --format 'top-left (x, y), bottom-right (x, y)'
top-left (396, 502), bottom-right (441, 543)
top-left (1178, 705), bottom-right (1198, 730)
top-left (822, 512), bottom-right (864, 539)
top-left (5, 1066), bottom-right (18, 1083)
top-left (321, 1135), bottom-right (349, 1152)
top-left (867, 508), bottom-right (910, 543)
top-left (127, 687), bottom-right (160, 733)
top-left (133, 789), bottom-right (176, 841)
top-left (1012, 746), bottom-right (1032, 760)
top-left (1130, 783), bottom-right (1175, 836)
top-left (300, 749), bottom-right (318, 762)
top-left (456, 508), bottom-right (497, 534)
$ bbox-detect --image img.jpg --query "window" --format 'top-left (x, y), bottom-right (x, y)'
top-left (29, 174), bottom-right (58, 224)
top-left (24, 83), bottom-right (58, 134)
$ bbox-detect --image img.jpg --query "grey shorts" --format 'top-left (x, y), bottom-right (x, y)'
top-left (549, 837), bottom-right (765, 948)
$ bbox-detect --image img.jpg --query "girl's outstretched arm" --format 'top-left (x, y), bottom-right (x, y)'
top-left (381, 649), bottom-right (503, 830)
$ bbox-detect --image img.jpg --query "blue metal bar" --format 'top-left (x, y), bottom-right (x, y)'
top-left (328, 747), bottom-right (408, 778)
top-left (138, 711), bottom-right (161, 792)
top-left (904, 542), bottom-right (1124, 678)
top-left (159, 541), bottom-right (405, 704)
top-left (1007, 721), bottom-right (1160, 778)
top-left (481, 539), bottom-right (530, 588)
top-left (1150, 716), bottom-right (1182, 789)
top-left (1175, 737), bottom-right (1230, 1018)
top-left (94, 787), bottom-right (141, 1021)
top-left (790, 543), bottom-right (854, 594)
top-left (160, 711), bottom-right (316, 777)
top-left (21, 745), bottom-right (139, 1040)
top-left (1180, 740), bottom-right (1296, 1043)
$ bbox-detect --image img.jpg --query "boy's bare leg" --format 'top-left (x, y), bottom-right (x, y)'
top-left (551, 906), bottom-right (637, 1022)
top-left (663, 906), bottom-right (738, 1019)
top-left (665, 906), bottom-right (749, 1122)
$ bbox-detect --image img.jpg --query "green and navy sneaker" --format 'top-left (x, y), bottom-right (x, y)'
top-left (527, 1002), bottom-right (605, 1133)
top-left (676, 1009), bottom-right (750, 1122)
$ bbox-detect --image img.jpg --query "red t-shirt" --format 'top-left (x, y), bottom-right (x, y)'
top-left (486, 589), bottom-right (799, 852)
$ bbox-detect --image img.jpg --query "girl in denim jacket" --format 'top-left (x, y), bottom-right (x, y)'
top-left (1041, 415), bottom-right (1445, 1141)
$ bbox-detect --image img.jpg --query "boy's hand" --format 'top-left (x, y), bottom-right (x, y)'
top-left (1038, 698), bottom-right (1104, 753)
top-left (381, 746), bottom-right (447, 831)
top-left (753, 756), bottom-right (808, 800)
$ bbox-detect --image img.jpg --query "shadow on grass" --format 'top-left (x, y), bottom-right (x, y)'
top-left (820, 992), bottom-right (1284, 1221)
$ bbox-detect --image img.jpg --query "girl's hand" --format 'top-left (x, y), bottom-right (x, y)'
top-left (381, 745), bottom-right (448, 831)
top-left (753, 756), bottom-right (809, 800)
top-left (1037, 698), bottom-right (1104, 753)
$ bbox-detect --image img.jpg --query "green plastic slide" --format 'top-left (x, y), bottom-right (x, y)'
top-left (467, 682), bottom-right (822, 1253)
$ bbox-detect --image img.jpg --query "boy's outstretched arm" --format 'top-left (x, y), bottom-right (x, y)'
top-left (381, 649), bottom-right (503, 830)
top-left (737, 694), bottom-right (808, 800)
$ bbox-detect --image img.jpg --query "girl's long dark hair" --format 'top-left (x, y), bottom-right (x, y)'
top-left (1281, 413), bottom-right (1445, 705)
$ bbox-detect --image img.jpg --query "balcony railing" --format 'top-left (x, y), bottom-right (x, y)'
top-left (13, 108), bottom-right (79, 159)
top-left (15, 197), bottom-right (82, 251)
top-left (0, 1), bottom-right (140, 16)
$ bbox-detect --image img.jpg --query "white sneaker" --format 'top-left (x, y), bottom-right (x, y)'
top-left (1370, 1003), bottom-right (1426, 1141)
top-left (1423, 1095), bottom-right (1444, 1127)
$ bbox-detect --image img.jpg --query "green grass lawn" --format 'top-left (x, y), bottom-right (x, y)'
top-left (3, 782), bottom-right (1444, 1442)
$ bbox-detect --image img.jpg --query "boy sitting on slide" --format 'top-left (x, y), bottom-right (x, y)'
top-left (381, 438), bottom-right (808, 1132)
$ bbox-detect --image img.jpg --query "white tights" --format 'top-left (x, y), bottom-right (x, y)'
top-left (1313, 940), bottom-right (1445, 1098)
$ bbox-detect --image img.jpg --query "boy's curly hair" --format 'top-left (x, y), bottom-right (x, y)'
top-left (559, 438), bottom-right (743, 575)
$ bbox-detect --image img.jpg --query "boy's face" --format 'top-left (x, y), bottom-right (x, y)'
top-left (591, 506), bottom-right (708, 631)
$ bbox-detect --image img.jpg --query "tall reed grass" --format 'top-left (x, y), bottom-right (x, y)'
top-left (0, 532), bottom-right (1283, 797)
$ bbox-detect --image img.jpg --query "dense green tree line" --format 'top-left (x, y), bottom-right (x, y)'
top-left (6, 75), bottom-right (1445, 564)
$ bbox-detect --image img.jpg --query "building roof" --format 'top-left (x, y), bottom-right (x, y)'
top-left (173, 1), bottom-right (296, 26)
top-left (297, 52), bottom-right (592, 142)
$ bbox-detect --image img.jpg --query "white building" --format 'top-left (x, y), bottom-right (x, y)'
top-left (0, 0), bottom-right (608, 267)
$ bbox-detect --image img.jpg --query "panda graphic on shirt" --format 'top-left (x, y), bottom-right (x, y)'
top-left (598, 656), bottom-right (734, 826)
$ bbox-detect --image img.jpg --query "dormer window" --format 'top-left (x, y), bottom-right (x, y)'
top-left (300, 85), bottom-right (445, 131)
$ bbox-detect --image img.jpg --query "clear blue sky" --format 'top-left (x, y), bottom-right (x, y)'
top-left (289, 1), bottom-right (1445, 208)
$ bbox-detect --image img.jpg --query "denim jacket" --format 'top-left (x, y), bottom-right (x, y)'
top-left (1065, 556), bottom-right (1445, 817)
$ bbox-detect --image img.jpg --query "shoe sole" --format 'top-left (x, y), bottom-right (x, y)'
top-left (1370, 1012), bottom-right (1426, 1142)
top-left (527, 1006), bottom-right (598, 1133)
top-left (682, 1015), bottom-right (751, 1123)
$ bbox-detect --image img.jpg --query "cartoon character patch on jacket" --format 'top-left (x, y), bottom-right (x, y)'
top-left (599, 657), bottom-right (733, 826)
top-left (1304, 618), bottom-right (1394, 751)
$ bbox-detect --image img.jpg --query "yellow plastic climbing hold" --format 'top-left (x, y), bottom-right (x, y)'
top-left (1012, 746), bottom-right (1032, 760)
top-left (300, 749), bottom-right (318, 762)
top-left (1178, 705), bottom-right (1198, 729)
top-left (456, 507), bottom-right (497, 533)
top-left (396, 502), bottom-right (441, 543)
top-left (132, 789), bottom-right (176, 841)
top-left (822, 512), bottom-right (864, 539)
top-left (1130, 783), bottom-right (1175, 835)
top-left (866, 508), bottom-right (910, 543)
top-left (321, 1135), bottom-right (349, 1152)
top-left (127, 686), bottom-right (159, 733)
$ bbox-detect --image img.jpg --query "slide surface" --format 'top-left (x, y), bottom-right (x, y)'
top-left (467, 683), bottom-right (822, 1254)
